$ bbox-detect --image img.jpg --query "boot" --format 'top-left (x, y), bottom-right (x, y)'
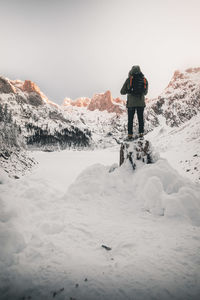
top-left (139, 133), bottom-right (144, 138)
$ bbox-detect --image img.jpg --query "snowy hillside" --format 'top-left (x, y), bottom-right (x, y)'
top-left (0, 77), bottom-right (92, 151)
top-left (0, 149), bottom-right (200, 300)
top-left (0, 76), bottom-right (92, 176)
top-left (62, 105), bottom-right (127, 147)
top-left (147, 112), bottom-right (200, 183)
top-left (62, 68), bottom-right (200, 148)
top-left (146, 68), bottom-right (200, 127)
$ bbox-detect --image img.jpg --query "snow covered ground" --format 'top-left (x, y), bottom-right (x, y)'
top-left (147, 114), bottom-right (200, 184)
top-left (0, 147), bottom-right (200, 300)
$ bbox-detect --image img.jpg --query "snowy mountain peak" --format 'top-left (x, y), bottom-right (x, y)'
top-left (88, 90), bottom-right (125, 114)
top-left (62, 97), bottom-right (91, 107)
top-left (62, 90), bottom-right (126, 114)
top-left (165, 67), bottom-right (200, 92)
top-left (0, 76), bottom-right (16, 94)
top-left (11, 79), bottom-right (50, 104)
top-left (147, 67), bottom-right (200, 127)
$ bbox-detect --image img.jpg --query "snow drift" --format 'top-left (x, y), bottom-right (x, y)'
top-left (67, 158), bottom-right (200, 226)
top-left (0, 150), bottom-right (200, 300)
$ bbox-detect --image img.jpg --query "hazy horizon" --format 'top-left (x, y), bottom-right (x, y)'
top-left (1, 0), bottom-right (200, 104)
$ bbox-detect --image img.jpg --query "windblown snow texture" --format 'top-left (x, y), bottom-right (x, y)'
top-left (0, 150), bottom-right (200, 300)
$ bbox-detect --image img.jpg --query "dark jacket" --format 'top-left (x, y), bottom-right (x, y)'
top-left (120, 66), bottom-right (148, 108)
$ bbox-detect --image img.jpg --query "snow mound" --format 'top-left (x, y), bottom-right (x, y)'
top-left (0, 149), bottom-right (200, 300)
top-left (67, 159), bottom-right (200, 226)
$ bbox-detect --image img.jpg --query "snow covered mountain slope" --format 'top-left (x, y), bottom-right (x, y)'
top-left (62, 105), bottom-right (127, 147)
top-left (62, 67), bottom-right (200, 146)
top-left (0, 77), bottom-right (92, 152)
top-left (1, 67), bottom-right (200, 152)
top-left (0, 149), bottom-right (200, 300)
top-left (62, 90), bottom-right (126, 114)
top-left (1, 67), bottom-right (200, 179)
top-left (146, 67), bottom-right (200, 127)
top-left (147, 112), bottom-right (200, 183)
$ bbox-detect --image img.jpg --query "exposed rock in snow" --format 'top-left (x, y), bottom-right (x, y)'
top-left (0, 77), bottom-right (16, 94)
top-left (0, 149), bottom-right (37, 179)
top-left (147, 67), bottom-right (200, 127)
top-left (10, 78), bottom-right (56, 106)
top-left (147, 112), bottom-right (200, 183)
top-left (88, 90), bottom-right (125, 114)
top-left (119, 138), bottom-right (158, 169)
top-left (0, 76), bottom-right (92, 176)
top-left (62, 90), bottom-right (126, 114)
top-left (21, 80), bottom-right (49, 103)
top-left (0, 77), bottom-right (92, 153)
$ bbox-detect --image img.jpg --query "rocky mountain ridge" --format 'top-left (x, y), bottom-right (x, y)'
top-left (0, 67), bottom-right (200, 177)
top-left (147, 67), bottom-right (200, 127)
top-left (0, 76), bottom-right (92, 177)
top-left (63, 90), bottom-right (126, 114)
top-left (0, 67), bottom-right (200, 151)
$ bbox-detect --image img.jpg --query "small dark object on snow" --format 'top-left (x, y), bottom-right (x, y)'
top-left (193, 154), bottom-right (198, 157)
top-left (52, 287), bottom-right (64, 298)
top-left (102, 244), bottom-right (112, 251)
top-left (127, 151), bottom-right (136, 169)
top-left (84, 278), bottom-right (88, 282)
top-left (75, 283), bottom-right (79, 288)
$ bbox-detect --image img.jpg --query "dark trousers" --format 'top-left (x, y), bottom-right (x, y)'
top-left (128, 107), bottom-right (144, 135)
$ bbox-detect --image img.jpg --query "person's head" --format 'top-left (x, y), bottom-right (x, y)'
top-left (128, 65), bottom-right (141, 76)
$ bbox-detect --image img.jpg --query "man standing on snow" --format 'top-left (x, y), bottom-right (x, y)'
top-left (120, 65), bottom-right (148, 139)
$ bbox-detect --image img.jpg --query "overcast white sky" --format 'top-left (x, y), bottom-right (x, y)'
top-left (1, 0), bottom-right (200, 104)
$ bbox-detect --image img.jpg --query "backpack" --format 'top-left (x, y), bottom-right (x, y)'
top-left (128, 74), bottom-right (147, 96)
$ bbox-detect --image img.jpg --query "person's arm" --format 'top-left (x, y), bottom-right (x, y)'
top-left (120, 78), bottom-right (129, 95)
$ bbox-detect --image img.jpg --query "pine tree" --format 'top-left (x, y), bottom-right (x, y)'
top-left (0, 103), bottom-right (3, 122)
top-left (8, 110), bottom-right (13, 123)
top-left (4, 103), bottom-right (8, 121)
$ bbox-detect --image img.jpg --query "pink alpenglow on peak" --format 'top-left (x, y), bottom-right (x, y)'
top-left (62, 91), bottom-right (126, 114)
top-left (21, 80), bottom-right (50, 103)
top-left (63, 97), bottom-right (91, 107)
top-left (9, 79), bottom-right (49, 103)
top-left (10, 79), bottom-right (59, 107)
top-left (88, 90), bottom-right (125, 114)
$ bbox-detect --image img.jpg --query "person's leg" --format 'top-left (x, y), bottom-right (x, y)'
top-left (127, 107), bottom-right (135, 135)
top-left (136, 107), bottom-right (144, 133)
